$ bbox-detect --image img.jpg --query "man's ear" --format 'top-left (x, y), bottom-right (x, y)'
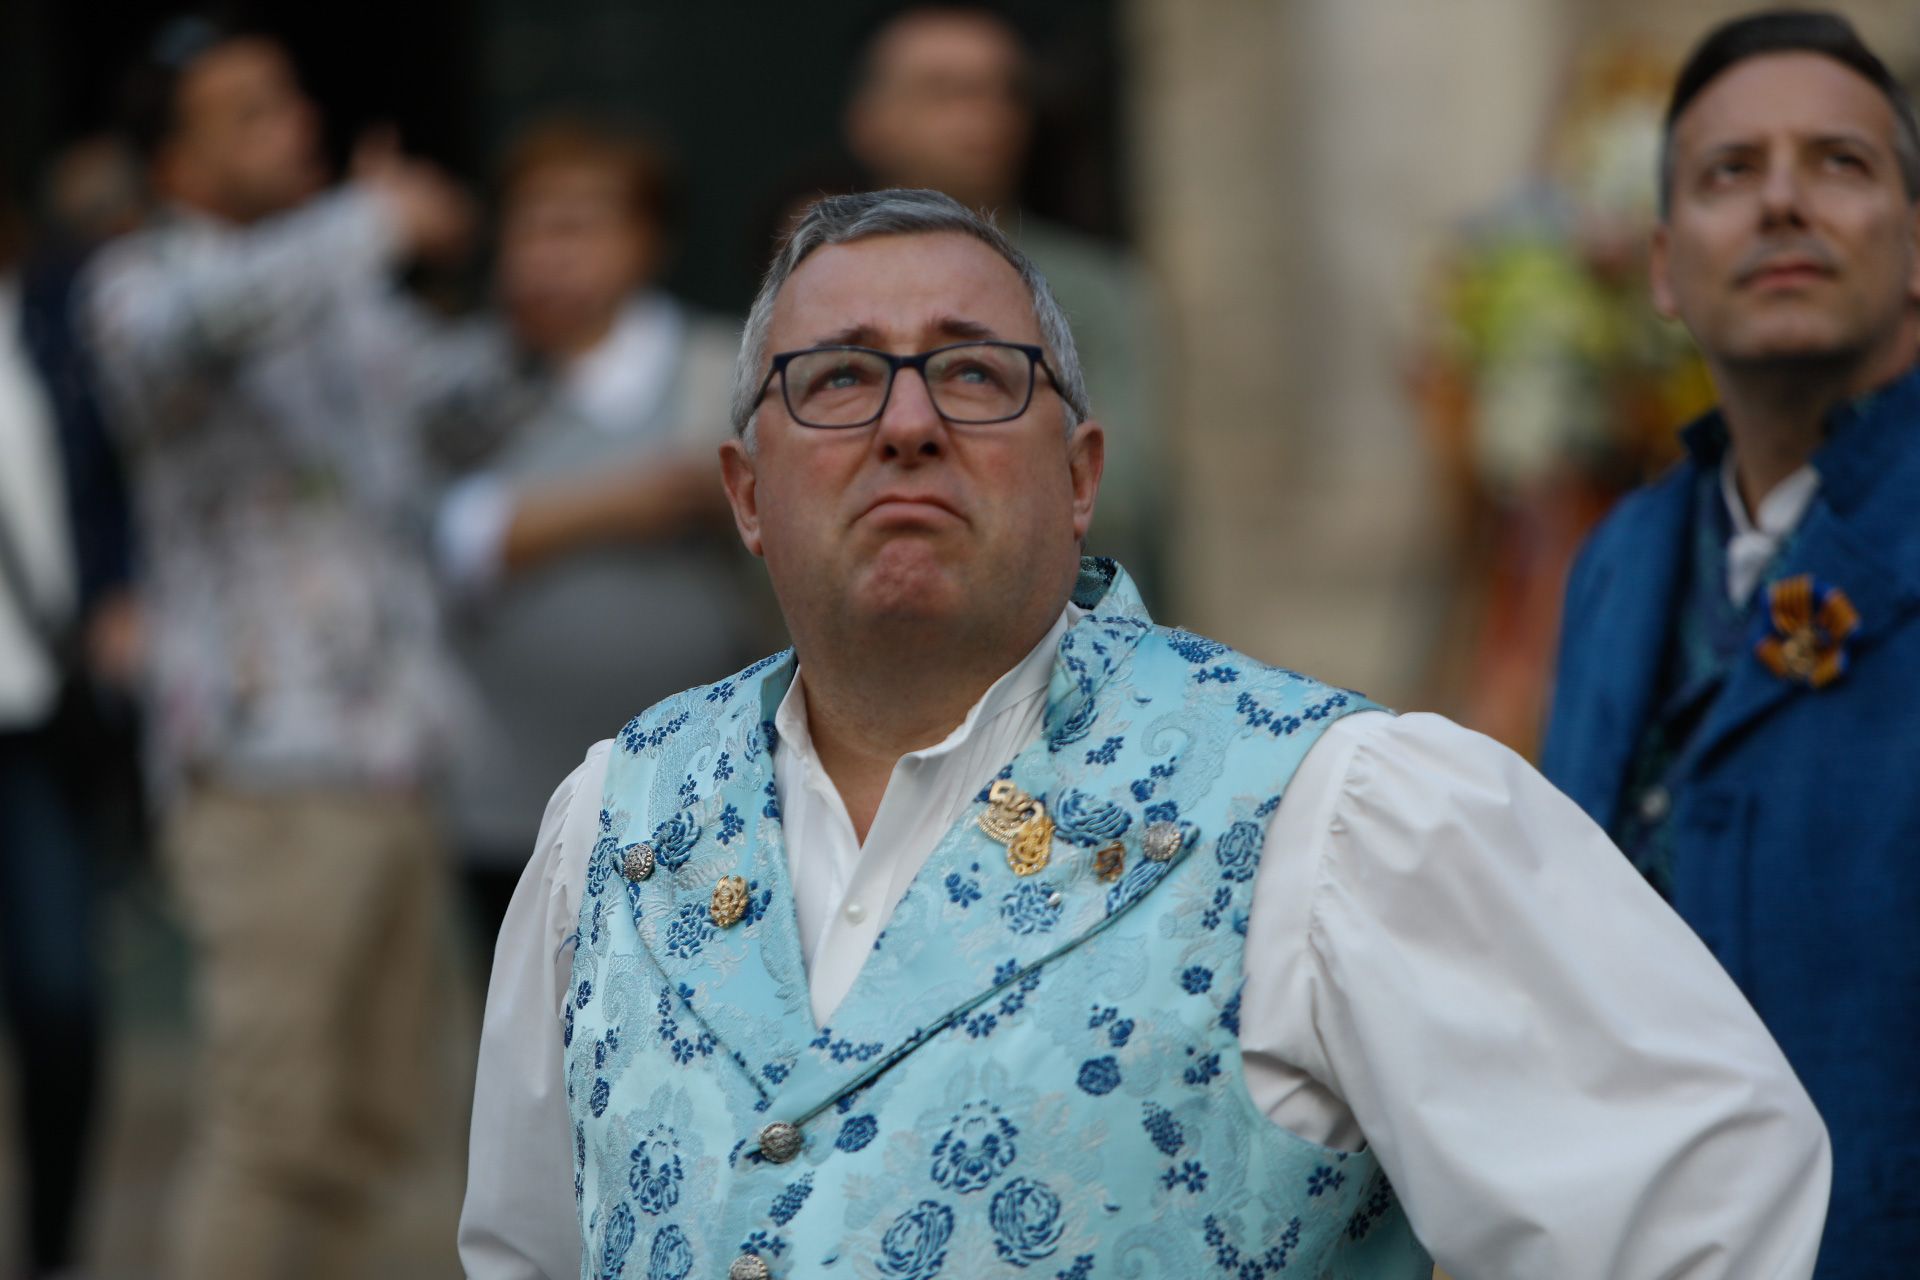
top-left (1650, 221), bottom-right (1679, 321)
top-left (1067, 420), bottom-right (1104, 543)
top-left (719, 437), bottom-right (765, 558)
top-left (1906, 201), bottom-right (1920, 305)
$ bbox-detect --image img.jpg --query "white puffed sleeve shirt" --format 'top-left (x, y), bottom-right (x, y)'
top-left (459, 610), bottom-right (1829, 1280)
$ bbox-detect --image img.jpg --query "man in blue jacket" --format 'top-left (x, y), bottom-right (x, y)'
top-left (1543, 11), bottom-right (1920, 1275)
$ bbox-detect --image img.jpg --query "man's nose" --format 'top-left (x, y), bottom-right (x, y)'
top-left (872, 366), bottom-right (946, 461)
top-left (1758, 154), bottom-right (1810, 228)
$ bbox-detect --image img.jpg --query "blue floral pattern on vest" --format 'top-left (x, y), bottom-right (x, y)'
top-left (570, 560), bottom-right (1431, 1278)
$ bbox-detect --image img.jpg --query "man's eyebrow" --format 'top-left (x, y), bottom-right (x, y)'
top-left (930, 316), bottom-right (1000, 342)
top-left (1694, 129), bottom-right (1884, 163)
top-left (803, 316), bottom-right (1004, 349)
top-left (1694, 138), bottom-right (1762, 163)
top-left (809, 323), bottom-right (881, 348)
top-left (1806, 129), bottom-right (1884, 153)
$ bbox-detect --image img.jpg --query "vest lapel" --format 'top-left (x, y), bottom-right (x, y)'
top-left (614, 653), bottom-right (821, 1101)
top-left (1558, 472), bottom-right (1693, 828)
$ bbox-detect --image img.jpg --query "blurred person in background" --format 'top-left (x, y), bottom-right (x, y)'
top-left (1544, 12), bottom-right (1920, 1275)
top-left (43, 136), bottom-right (151, 252)
top-left (30, 131), bottom-right (155, 901)
top-left (1, 193), bottom-right (111, 1280)
top-left (845, 2), bottom-right (1172, 610)
top-left (431, 118), bottom-right (759, 958)
top-left (82, 16), bottom-right (476, 1278)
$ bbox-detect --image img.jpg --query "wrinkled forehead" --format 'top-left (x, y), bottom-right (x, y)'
top-left (766, 230), bottom-right (1043, 353)
top-left (1673, 51), bottom-right (1900, 157)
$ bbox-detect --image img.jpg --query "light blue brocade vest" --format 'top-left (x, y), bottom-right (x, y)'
top-left (568, 562), bottom-right (1431, 1279)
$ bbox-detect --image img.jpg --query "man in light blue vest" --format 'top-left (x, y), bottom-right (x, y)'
top-left (461, 189), bottom-right (1828, 1279)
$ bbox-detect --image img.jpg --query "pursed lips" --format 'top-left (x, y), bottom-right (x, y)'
top-left (1737, 252), bottom-right (1837, 289)
top-left (856, 493), bottom-right (967, 525)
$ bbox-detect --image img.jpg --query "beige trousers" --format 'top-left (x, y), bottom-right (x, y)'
top-left (163, 786), bottom-right (442, 1280)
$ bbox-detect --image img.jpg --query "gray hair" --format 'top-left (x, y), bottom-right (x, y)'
top-left (729, 188), bottom-right (1091, 444)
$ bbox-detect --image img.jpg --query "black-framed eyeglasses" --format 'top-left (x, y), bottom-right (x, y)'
top-left (757, 341), bottom-right (1063, 429)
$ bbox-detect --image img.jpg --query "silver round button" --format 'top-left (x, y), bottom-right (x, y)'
top-left (1143, 821), bottom-right (1184, 863)
top-left (843, 900), bottom-right (867, 924)
top-left (621, 843), bottom-right (656, 882)
top-left (729, 1255), bottom-right (772, 1280)
top-left (1637, 786), bottom-right (1672, 824)
top-left (757, 1121), bottom-right (803, 1163)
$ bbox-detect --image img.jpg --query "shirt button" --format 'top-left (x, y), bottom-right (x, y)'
top-left (758, 1121), bottom-right (803, 1163)
top-left (729, 1255), bottom-right (772, 1280)
top-left (843, 900), bottom-right (867, 924)
top-left (1638, 786), bottom-right (1672, 824)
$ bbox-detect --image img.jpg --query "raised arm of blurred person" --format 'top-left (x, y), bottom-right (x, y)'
top-left (85, 37), bottom-right (471, 426)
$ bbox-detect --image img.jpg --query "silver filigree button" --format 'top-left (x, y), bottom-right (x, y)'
top-left (621, 843), bottom-right (656, 882)
top-left (729, 1255), bottom-right (772, 1280)
top-left (757, 1121), bottom-right (802, 1163)
top-left (1142, 821), bottom-right (1184, 863)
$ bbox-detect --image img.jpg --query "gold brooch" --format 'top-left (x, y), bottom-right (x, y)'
top-left (1755, 574), bottom-right (1860, 689)
top-left (711, 875), bottom-right (749, 927)
top-left (978, 778), bottom-right (1055, 877)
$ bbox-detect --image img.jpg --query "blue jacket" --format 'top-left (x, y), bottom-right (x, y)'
top-left (1543, 369), bottom-right (1920, 1277)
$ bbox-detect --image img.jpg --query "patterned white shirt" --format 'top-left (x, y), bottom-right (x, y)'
top-left (85, 189), bottom-right (492, 792)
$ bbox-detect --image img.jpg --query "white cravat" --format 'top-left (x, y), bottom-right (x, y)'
top-left (461, 622), bottom-right (1830, 1280)
top-left (1723, 457), bottom-right (1820, 606)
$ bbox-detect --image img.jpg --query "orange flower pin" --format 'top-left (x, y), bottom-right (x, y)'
top-left (1754, 574), bottom-right (1860, 689)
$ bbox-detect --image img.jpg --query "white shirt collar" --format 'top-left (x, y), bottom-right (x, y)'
top-left (773, 603), bottom-right (1079, 780)
top-left (1720, 456), bottom-right (1820, 607)
top-left (770, 603), bottom-right (1079, 1021)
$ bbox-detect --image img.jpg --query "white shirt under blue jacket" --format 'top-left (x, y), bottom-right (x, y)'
top-left (463, 560), bottom-right (1830, 1279)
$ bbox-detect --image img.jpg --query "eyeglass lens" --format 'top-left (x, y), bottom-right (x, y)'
top-left (782, 344), bottom-right (1034, 427)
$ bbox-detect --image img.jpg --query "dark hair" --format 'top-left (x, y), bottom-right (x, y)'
top-left (1660, 8), bottom-right (1920, 217)
top-left (118, 13), bottom-right (256, 160)
top-left (497, 116), bottom-right (682, 238)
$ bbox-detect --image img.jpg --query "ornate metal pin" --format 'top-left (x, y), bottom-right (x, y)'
top-left (711, 874), bottom-right (749, 927)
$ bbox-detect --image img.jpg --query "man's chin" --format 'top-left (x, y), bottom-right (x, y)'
top-left (848, 557), bottom-right (970, 628)
top-left (1720, 320), bottom-right (1865, 368)
top-left (852, 583), bottom-right (966, 628)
